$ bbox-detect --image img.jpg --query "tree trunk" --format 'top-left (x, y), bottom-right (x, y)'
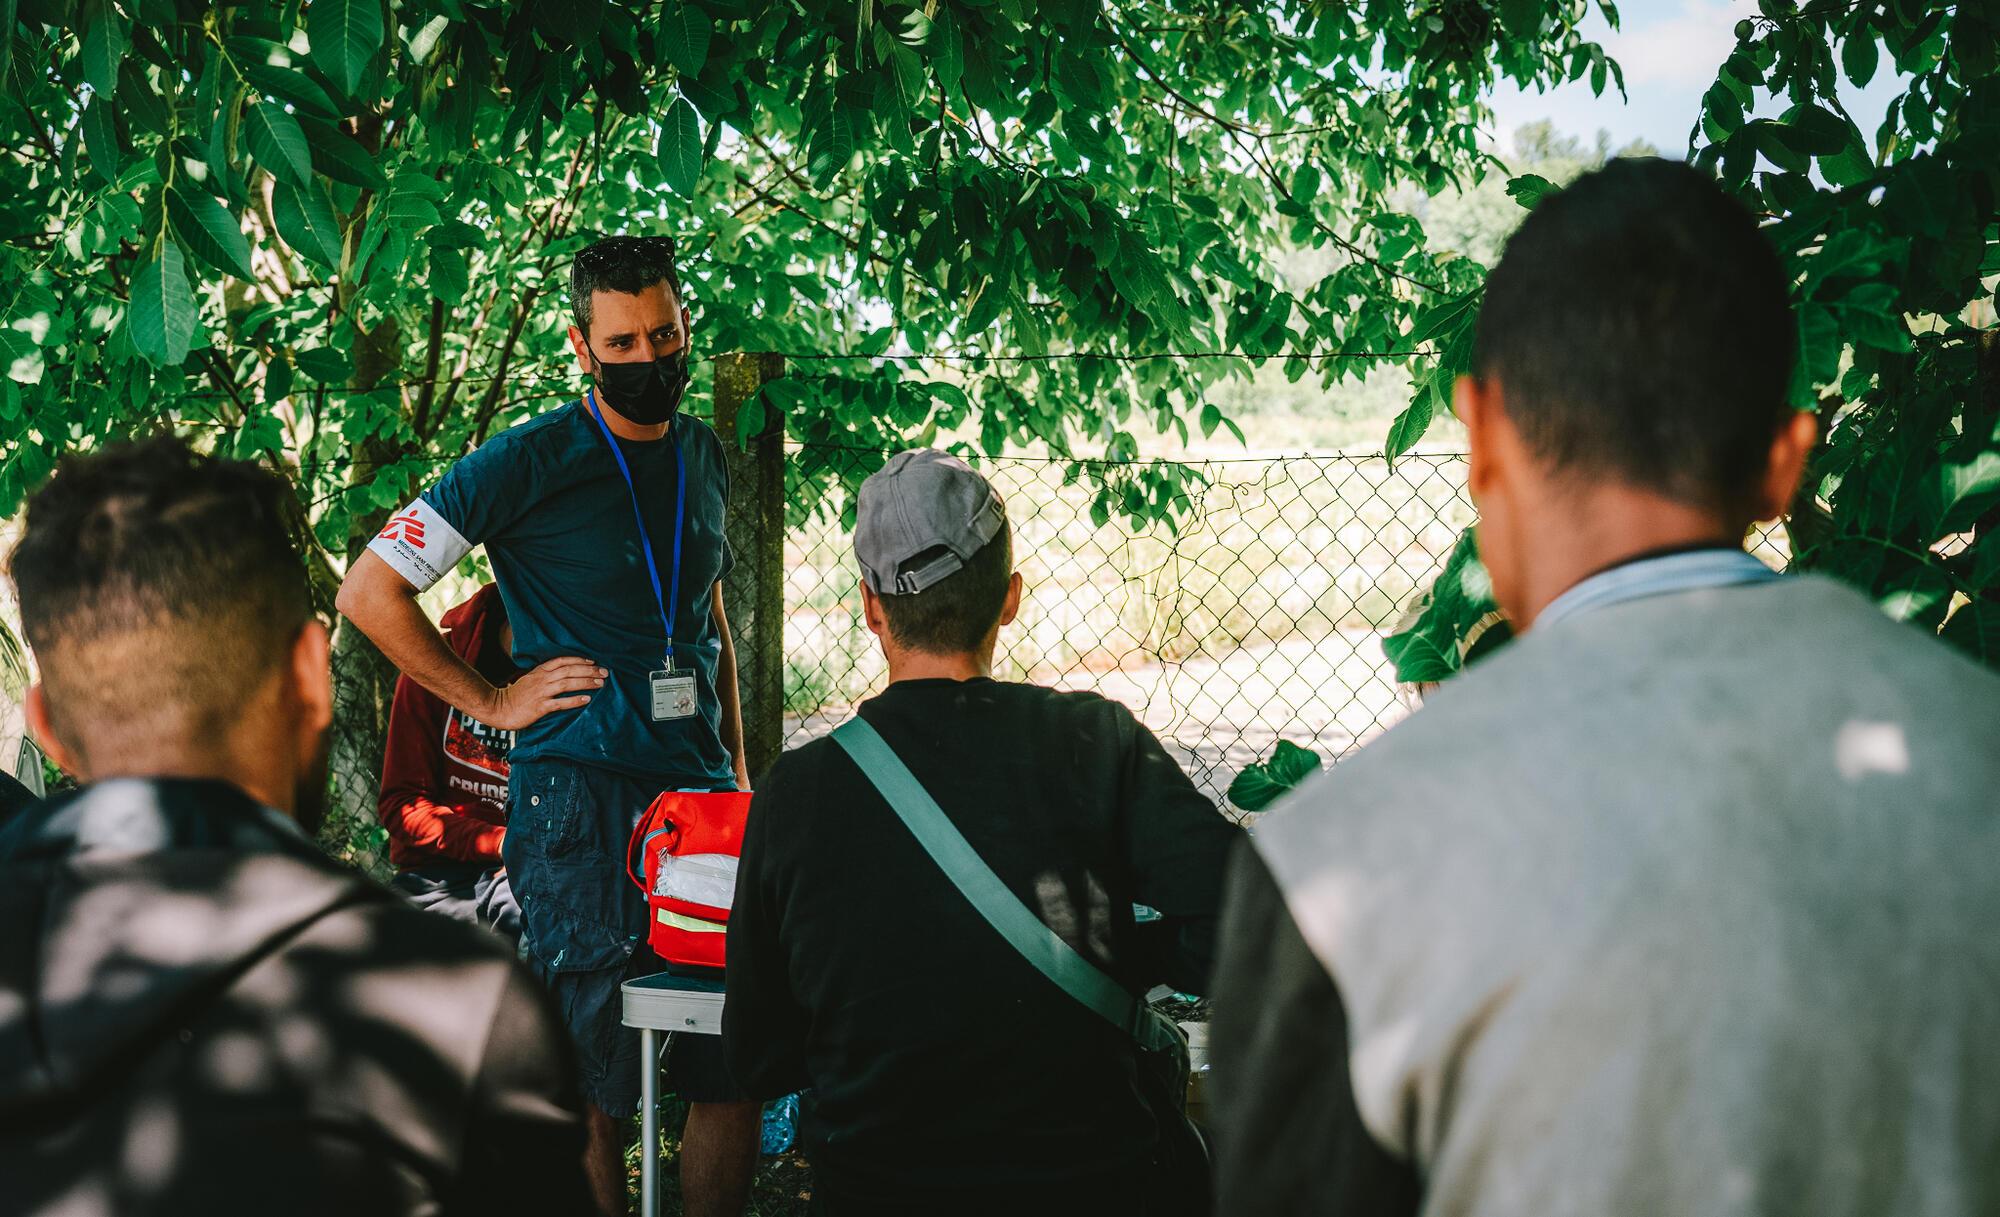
top-left (318, 313), bottom-right (411, 876)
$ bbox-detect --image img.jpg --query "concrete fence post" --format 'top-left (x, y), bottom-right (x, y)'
top-left (711, 353), bottom-right (786, 783)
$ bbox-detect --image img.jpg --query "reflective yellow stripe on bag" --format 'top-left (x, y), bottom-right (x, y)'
top-left (655, 908), bottom-right (727, 934)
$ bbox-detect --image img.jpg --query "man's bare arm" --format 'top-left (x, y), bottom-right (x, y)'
top-left (711, 582), bottom-right (751, 790)
top-left (337, 550), bottom-right (604, 732)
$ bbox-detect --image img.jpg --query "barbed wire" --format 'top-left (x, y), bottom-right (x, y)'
top-left (152, 346), bottom-right (1432, 401)
top-left (786, 439), bottom-right (1466, 466)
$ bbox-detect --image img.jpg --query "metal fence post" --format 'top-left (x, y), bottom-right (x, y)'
top-left (712, 353), bottom-right (785, 783)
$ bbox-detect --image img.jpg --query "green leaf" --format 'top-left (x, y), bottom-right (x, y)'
top-left (1778, 104), bottom-right (1851, 157)
top-left (1939, 597), bottom-right (2000, 665)
top-left (0, 0), bottom-right (15, 84)
top-left (1497, 0), bottom-right (1542, 36)
top-left (930, 5), bottom-right (964, 97)
top-left (1385, 395), bottom-right (1433, 464)
top-left (1056, 51), bottom-right (1104, 111)
top-left (1407, 290), bottom-right (1480, 347)
top-left (1751, 120), bottom-right (1809, 173)
top-left (1504, 173), bottom-right (1558, 210)
top-left (533, 0), bottom-right (603, 47)
top-left (1227, 740), bottom-right (1323, 812)
top-left (658, 97), bottom-right (704, 197)
top-left (240, 61), bottom-right (339, 120)
top-left (81, 3), bottom-right (128, 98)
top-left (428, 245), bottom-right (469, 303)
top-left (81, 92), bottom-right (120, 184)
top-left (888, 7), bottom-right (933, 47)
top-left (1925, 421), bottom-right (2000, 534)
top-left (1382, 528), bottom-right (1512, 684)
top-left (271, 178), bottom-right (344, 269)
top-left (244, 101), bottom-right (313, 186)
top-left (379, 189), bottom-right (441, 229)
top-left (1876, 561), bottom-right (1953, 628)
top-left (1835, 285), bottom-right (1911, 352)
top-left (308, 0), bottom-right (385, 98)
top-left (128, 242), bottom-right (196, 367)
top-left (734, 394), bottom-right (766, 450)
top-left (662, 3), bottom-right (712, 75)
top-left (264, 352), bottom-right (294, 404)
top-left (1841, 31), bottom-right (1879, 87)
top-left (166, 187), bottom-right (255, 279)
top-left (298, 115), bottom-right (389, 188)
top-left (1291, 160), bottom-right (1321, 206)
top-left (429, 219), bottom-right (483, 249)
top-left (295, 346), bottom-right (351, 382)
top-left (1702, 81), bottom-right (1743, 138)
top-left (808, 107), bottom-right (855, 189)
top-left (408, 14), bottom-right (450, 62)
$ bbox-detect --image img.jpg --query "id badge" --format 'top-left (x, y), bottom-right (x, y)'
top-left (649, 668), bottom-right (699, 722)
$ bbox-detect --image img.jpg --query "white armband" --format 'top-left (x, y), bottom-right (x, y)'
top-left (367, 498), bottom-right (472, 592)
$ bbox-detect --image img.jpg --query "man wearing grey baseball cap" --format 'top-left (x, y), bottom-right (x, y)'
top-left (723, 449), bottom-right (1241, 1215)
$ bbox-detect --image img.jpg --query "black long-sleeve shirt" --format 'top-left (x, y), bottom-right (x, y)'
top-left (723, 677), bottom-right (1241, 1209)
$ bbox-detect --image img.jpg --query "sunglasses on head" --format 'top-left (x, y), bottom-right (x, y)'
top-left (574, 235), bottom-right (678, 271)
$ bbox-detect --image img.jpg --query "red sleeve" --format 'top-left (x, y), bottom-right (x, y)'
top-left (377, 674), bottom-right (506, 865)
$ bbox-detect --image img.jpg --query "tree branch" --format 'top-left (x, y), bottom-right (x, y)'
top-left (411, 297), bottom-right (446, 440)
top-left (1109, 25), bottom-right (1445, 293)
top-left (471, 287), bottom-right (539, 447)
top-left (729, 169), bottom-right (890, 268)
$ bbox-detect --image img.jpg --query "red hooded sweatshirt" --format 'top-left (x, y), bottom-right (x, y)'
top-left (376, 584), bottom-right (518, 871)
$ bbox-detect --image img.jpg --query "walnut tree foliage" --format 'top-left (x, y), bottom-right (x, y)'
top-left (0, 0), bottom-right (1619, 563)
top-left (1386, 0), bottom-right (2000, 682)
top-left (5, 1), bottom-right (1998, 836)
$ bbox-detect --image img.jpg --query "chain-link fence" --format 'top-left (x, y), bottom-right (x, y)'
top-left (782, 445), bottom-right (1793, 812)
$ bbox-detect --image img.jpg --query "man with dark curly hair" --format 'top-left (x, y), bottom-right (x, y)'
top-left (0, 438), bottom-right (588, 1217)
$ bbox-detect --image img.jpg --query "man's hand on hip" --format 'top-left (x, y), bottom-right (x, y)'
top-left (478, 657), bottom-right (606, 730)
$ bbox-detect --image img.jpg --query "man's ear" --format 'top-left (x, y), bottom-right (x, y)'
top-left (1456, 375), bottom-right (1498, 501)
top-left (859, 583), bottom-right (887, 640)
top-left (568, 323), bottom-right (592, 376)
top-left (681, 305), bottom-right (692, 339)
top-left (997, 571), bottom-right (1023, 628)
top-left (1755, 409), bottom-right (1820, 523)
top-left (291, 620), bottom-right (334, 737)
top-left (24, 683), bottom-right (81, 780)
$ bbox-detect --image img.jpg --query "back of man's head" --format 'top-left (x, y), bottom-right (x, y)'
top-left (1474, 157), bottom-right (1795, 514)
top-left (11, 438), bottom-right (315, 774)
top-left (854, 450), bottom-right (1014, 657)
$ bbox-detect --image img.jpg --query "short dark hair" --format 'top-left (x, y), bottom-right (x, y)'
top-left (1473, 157), bottom-right (1796, 513)
top-left (876, 521), bottom-right (1013, 655)
top-left (570, 235), bottom-right (684, 338)
top-left (10, 438), bottom-right (311, 742)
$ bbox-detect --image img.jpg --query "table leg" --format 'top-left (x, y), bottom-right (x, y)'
top-left (640, 1026), bottom-right (659, 1217)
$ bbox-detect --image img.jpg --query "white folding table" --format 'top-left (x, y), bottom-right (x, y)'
top-left (621, 971), bottom-right (728, 1217)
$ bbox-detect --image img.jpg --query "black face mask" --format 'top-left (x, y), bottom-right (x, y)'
top-left (590, 345), bottom-right (691, 425)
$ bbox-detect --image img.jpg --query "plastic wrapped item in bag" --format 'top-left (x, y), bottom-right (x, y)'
top-left (655, 851), bottom-right (739, 911)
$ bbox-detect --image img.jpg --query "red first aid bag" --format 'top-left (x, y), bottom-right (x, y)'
top-left (625, 790), bottom-right (754, 970)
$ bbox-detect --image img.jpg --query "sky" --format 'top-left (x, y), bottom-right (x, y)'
top-left (1485, 0), bottom-right (1907, 159)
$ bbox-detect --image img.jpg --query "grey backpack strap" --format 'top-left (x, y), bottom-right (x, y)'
top-left (831, 717), bottom-right (1178, 1053)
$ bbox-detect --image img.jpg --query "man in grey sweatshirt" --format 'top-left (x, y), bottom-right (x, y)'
top-left (1211, 159), bottom-right (2000, 1217)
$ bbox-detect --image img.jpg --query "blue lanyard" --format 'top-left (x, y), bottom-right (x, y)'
top-left (584, 388), bottom-right (685, 665)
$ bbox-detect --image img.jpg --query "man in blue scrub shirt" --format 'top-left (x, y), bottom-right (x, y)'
top-left (338, 235), bottom-right (759, 1217)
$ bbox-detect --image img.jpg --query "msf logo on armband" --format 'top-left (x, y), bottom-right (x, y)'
top-left (366, 498), bottom-right (471, 594)
top-left (378, 510), bottom-right (428, 549)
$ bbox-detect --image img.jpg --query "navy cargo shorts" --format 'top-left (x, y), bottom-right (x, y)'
top-left (503, 758), bottom-right (748, 1115)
